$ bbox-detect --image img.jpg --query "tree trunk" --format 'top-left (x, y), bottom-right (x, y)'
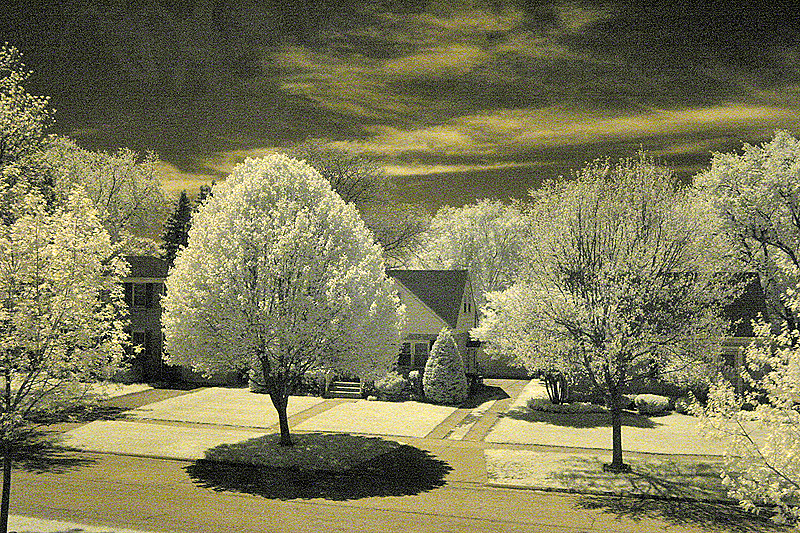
top-left (1, 450), bottom-right (11, 533)
top-left (604, 369), bottom-right (630, 473)
top-left (269, 390), bottom-right (292, 447)
top-left (608, 395), bottom-right (626, 470)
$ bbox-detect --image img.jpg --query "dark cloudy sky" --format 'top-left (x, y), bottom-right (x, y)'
top-left (4, 0), bottom-right (800, 206)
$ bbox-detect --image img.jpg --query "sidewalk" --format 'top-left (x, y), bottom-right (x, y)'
top-left (8, 515), bottom-right (159, 533)
top-left (58, 379), bottom-right (735, 503)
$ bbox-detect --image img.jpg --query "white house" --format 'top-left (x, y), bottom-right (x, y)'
top-left (387, 269), bottom-right (480, 377)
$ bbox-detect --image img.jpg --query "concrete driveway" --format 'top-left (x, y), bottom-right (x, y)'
top-left (62, 379), bottom-right (727, 460)
top-left (61, 383), bottom-right (507, 460)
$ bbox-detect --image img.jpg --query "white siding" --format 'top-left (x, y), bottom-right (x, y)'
top-left (397, 284), bottom-right (448, 336)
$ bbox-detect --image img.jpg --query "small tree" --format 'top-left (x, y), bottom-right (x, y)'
top-left (423, 328), bottom-right (468, 405)
top-left (698, 262), bottom-right (800, 524)
top-left (475, 154), bottom-right (731, 472)
top-left (160, 190), bottom-right (192, 267)
top-left (162, 154), bottom-right (402, 446)
top-left (0, 190), bottom-right (127, 533)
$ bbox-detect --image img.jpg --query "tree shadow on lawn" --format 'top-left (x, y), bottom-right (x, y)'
top-left (551, 456), bottom-right (788, 532)
top-left (186, 432), bottom-right (451, 500)
top-left (502, 408), bottom-right (659, 429)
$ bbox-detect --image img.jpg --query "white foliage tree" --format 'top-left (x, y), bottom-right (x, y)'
top-left (43, 136), bottom-right (168, 253)
top-left (414, 199), bottom-right (528, 305)
top-left (474, 155), bottom-right (730, 472)
top-left (698, 261), bottom-right (800, 524)
top-left (162, 154), bottom-right (402, 446)
top-left (0, 189), bottom-right (127, 533)
top-left (0, 43), bottom-right (54, 221)
top-left (694, 130), bottom-right (800, 330)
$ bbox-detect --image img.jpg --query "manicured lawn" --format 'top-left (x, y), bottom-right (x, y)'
top-left (128, 387), bottom-right (324, 428)
top-left (294, 399), bottom-right (457, 438)
top-left (485, 380), bottom-right (727, 455)
top-left (202, 432), bottom-right (401, 472)
top-left (485, 449), bottom-right (730, 501)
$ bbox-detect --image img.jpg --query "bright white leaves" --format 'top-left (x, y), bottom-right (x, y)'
top-left (162, 154), bottom-right (402, 382)
top-left (695, 130), bottom-right (800, 324)
top-left (414, 199), bottom-right (528, 303)
top-left (0, 44), bottom-right (52, 166)
top-left (0, 188), bottom-right (127, 425)
top-left (699, 264), bottom-right (800, 524)
top-left (473, 155), bottom-right (727, 388)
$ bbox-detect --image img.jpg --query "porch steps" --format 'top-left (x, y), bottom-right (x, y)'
top-left (327, 380), bottom-right (362, 399)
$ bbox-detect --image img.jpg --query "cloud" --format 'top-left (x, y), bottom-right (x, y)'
top-left (154, 161), bottom-right (218, 197)
top-left (382, 44), bottom-right (490, 79)
top-left (329, 104), bottom-right (799, 162)
top-left (384, 161), bottom-right (536, 177)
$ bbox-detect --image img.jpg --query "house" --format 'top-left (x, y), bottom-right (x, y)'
top-left (387, 269), bottom-right (480, 378)
top-left (720, 273), bottom-right (767, 392)
top-left (116, 258), bottom-right (482, 384)
top-left (119, 255), bottom-right (175, 383)
top-left (120, 255), bottom-right (239, 385)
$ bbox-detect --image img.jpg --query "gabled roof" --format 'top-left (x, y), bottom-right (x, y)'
top-left (387, 269), bottom-right (468, 329)
top-left (724, 273), bottom-right (766, 337)
top-left (125, 256), bottom-right (169, 279)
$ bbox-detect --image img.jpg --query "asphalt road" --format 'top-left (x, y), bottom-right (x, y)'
top-left (12, 448), bottom-right (777, 533)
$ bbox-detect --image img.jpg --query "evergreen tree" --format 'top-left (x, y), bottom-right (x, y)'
top-left (423, 328), bottom-right (468, 405)
top-left (161, 190), bottom-right (192, 266)
top-left (194, 182), bottom-right (213, 210)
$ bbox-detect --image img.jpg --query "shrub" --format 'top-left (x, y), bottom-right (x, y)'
top-left (423, 328), bottom-right (469, 405)
top-left (621, 394), bottom-right (637, 410)
top-left (673, 396), bottom-right (692, 414)
top-left (374, 371), bottom-right (410, 401)
top-left (634, 394), bottom-right (670, 415)
top-left (528, 398), bottom-right (608, 413)
top-left (408, 369), bottom-right (423, 400)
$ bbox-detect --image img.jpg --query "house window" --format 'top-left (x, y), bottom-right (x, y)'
top-left (413, 342), bottom-right (429, 368)
top-left (399, 343), bottom-right (412, 366)
top-left (125, 282), bottom-right (155, 308)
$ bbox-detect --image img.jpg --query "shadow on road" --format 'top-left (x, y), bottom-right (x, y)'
top-left (186, 432), bottom-right (451, 500)
top-left (577, 495), bottom-right (788, 533)
top-left (10, 430), bottom-right (95, 474)
top-left (502, 408), bottom-right (659, 429)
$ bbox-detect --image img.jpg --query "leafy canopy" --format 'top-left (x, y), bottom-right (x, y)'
top-left (0, 189), bottom-right (127, 437)
top-left (162, 154), bottom-right (402, 382)
top-left (414, 199), bottom-right (528, 304)
top-left (698, 261), bottom-right (800, 525)
top-left (694, 130), bottom-right (800, 329)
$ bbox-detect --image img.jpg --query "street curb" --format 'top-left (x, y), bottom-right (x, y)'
top-left (485, 481), bottom-right (738, 504)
